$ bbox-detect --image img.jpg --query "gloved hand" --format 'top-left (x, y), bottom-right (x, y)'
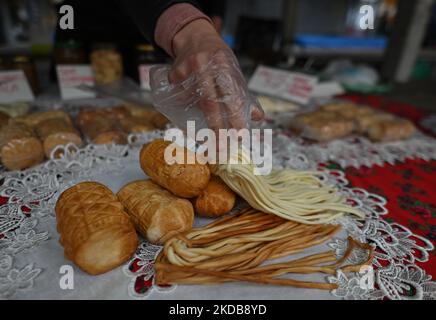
top-left (150, 19), bottom-right (264, 132)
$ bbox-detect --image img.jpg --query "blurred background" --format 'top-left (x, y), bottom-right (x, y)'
top-left (0, 0), bottom-right (435, 111)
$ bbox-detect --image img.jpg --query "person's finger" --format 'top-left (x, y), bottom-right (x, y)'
top-left (166, 61), bottom-right (202, 114)
top-left (182, 54), bottom-right (226, 132)
top-left (168, 61), bottom-right (190, 84)
top-left (198, 75), bottom-right (225, 132)
top-left (214, 50), bottom-right (256, 129)
top-left (214, 70), bottom-right (248, 130)
top-left (251, 108), bottom-right (264, 121)
top-left (222, 96), bottom-right (247, 130)
top-left (250, 102), bottom-right (265, 122)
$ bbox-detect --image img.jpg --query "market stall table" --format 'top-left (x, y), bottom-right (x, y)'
top-left (0, 96), bottom-right (435, 300)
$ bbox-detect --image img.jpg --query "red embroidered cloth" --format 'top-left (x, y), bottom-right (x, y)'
top-left (339, 94), bottom-right (436, 277)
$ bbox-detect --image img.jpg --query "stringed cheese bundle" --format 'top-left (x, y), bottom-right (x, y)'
top-left (211, 149), bottom-right (364, 224)
top-left (155, 208), bottom-right (374, 288)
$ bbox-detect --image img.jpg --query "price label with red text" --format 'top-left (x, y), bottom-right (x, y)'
top-left (0, 70), bottom-right (34, 103)
top-left (248, 65), bottom-right (318, 105)
top-left (57, 65), bottom-right (96, 100)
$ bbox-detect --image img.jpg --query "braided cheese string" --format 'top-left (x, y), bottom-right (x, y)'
top-left (155, 208), bottom-right (374, 289)
top-left (211, 149), bottom-right (364, 224)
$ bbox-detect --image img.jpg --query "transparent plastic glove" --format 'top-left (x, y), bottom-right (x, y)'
top-left (150, 49), bottom-right (264, 131)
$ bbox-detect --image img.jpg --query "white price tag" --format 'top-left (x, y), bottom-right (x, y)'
top-left (0, 70), bottom-right (34, 103)
top-left (248, 65), bottom-right (318, 105)
top-left (139, 64), bottom-right (155, 91)
top-left (57, 65), bottom-right (96, 100)
top-left (311, 81), bottom-right (345, 98)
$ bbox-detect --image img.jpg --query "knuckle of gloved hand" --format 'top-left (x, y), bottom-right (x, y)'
top-left (200, 99), bottom-right (219, 112)
top-left (169, 66), bottom-right (189, 83)
top-left (188, 53), bottom-right (206, 72)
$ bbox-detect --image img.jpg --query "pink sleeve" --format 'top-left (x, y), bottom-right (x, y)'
top-left (154, 3), bottom-right (213, 57)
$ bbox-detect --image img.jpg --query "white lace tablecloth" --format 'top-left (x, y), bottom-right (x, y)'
top-left (1, 131), bottom-right (435, 300)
